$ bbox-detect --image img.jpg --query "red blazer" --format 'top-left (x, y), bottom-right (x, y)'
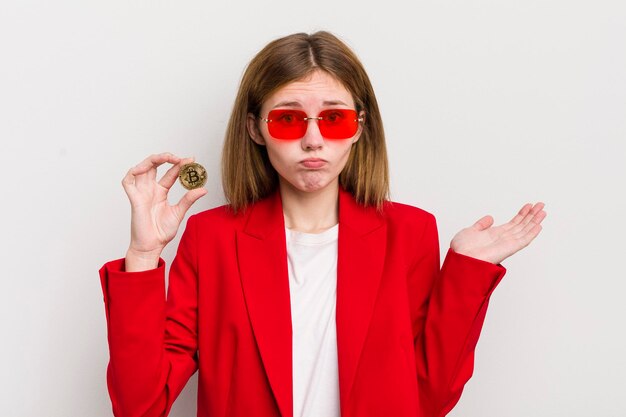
top-left (99, 186), bottom-right (506, 417)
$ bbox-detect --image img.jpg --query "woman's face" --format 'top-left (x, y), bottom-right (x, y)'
top-left (247, 69), bottom-right (363, 194)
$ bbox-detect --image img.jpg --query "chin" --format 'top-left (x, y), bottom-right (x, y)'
top-left (283, 173), bottom-right (336, 194)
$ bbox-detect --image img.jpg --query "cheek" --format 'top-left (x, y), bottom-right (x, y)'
top-left (265, 141), bottom-right (297, 169)
top-left (334, 142), bottom-right (355, 163)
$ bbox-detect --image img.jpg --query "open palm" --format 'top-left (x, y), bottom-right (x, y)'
top-left (450, 202), bottom-right (547, 265)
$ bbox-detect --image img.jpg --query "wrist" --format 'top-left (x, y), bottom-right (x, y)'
top-left (125, 247), bottom-right (162, 272)
top-left (449, 247), bottom-right (500, 265)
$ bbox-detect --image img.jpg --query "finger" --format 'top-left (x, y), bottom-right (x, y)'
top-left (528, 202), bottom-right (545, 216)
top-left (512, 209), bottom-right (546, 241)
top-left (128, 153), bottom-right (182, 177)
top-left (513, 223), bottom-right (543, 249)
top-left (131, 153), bottom-right (182, 189)
top-left (517, 209), bottom-right (547, 235)
top-left (531, 207), bottom-right (547, 224)
top-left (158, 156), bottom-right (195, 189)
top-left (175, 187), bottom-right (208, 216)
top-left (516, 202), bottom-right (546, 229)
top-left (504, 203), bottom-right (533, 231)
top-left (122, 168), bottom-right (137, 190)
top-left (506, 205), bottom-right (546, 235)
top-left (472, 215), bottom-right (494, 231)
top-left (505, 201), bottom-right (546, 232)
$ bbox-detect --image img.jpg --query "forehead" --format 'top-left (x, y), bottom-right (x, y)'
top-left (263, 70), bottom-right (354, 109)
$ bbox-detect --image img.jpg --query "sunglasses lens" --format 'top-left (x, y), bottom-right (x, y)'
top-left (265, 109), bottom-right (360, 140)
top-left (318, 109), bottom-right (359, 139)
top-left (266, 109), bottom-right (307, 139)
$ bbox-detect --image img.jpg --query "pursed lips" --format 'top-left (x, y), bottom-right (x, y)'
top-left (300, 158), bottom-right (327, 168)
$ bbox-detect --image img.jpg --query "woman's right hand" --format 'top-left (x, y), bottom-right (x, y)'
top-left (122, 152), bottom-right (208, 271)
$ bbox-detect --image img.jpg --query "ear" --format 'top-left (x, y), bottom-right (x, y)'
top-left (247, 113), bottom-right (266, 146)
top-left (352, 110), bottom-right (366, 145)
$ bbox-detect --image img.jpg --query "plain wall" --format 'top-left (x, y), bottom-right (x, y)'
top-left (1, 0), bottom-right (625, 416)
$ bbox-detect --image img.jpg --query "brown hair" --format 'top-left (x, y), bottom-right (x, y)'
top-left (221, 31), bottom-right (389, 213)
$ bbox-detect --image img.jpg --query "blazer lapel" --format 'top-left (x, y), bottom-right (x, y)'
top-left (237, 190), bottom-right (293, 417)
top-left (236, 187), bottom-right (387, 417)
top-left (336, 187), bottom-right (387, 413)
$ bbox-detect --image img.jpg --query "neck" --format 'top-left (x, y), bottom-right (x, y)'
top-left (279, 180), bottom-right (340, 233)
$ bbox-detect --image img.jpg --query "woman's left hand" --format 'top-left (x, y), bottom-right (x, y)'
top-left (450, 202), bottom-right (547, 265)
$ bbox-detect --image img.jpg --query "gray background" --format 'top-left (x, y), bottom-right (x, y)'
top-left (1, 0), bottom-right (625, 416)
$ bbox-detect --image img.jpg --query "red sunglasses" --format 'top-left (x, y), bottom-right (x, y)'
top-left (260, 109), bottom-right (364, 140)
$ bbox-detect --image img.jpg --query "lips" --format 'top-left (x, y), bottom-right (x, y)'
top-left (300, 158), bottom-right (327, 168)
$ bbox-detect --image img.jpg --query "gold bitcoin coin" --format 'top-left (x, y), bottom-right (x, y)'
top-left (178, 162), bottom-right (207, 190)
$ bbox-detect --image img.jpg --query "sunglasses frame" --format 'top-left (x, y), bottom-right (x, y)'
top-left (258, 108), bottom-right (365, 140)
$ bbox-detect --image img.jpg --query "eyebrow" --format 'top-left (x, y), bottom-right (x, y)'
top-left (272, 100), bottom-right (349, 108)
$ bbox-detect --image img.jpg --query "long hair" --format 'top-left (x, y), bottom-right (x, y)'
top-left (221, 31), bottom-right (389, 213)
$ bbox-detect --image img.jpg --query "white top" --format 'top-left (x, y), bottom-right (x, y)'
top-left (285, 224), bottom-right (341, 417)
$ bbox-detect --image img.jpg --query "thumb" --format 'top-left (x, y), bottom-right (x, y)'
top-left (176, 188), bottom-right (208, 216)
top-left (472, 215), bottom-right (494, 231)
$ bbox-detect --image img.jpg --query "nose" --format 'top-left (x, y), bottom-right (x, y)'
top-left (300, 118), bottom-right (324, 150)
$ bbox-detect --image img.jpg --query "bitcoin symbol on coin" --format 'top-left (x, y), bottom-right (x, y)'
top-left (187, 169), bottom-right (199, 184)
top-left (178, 162), bottom-right (207, 190)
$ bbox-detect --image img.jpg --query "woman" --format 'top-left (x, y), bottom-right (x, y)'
top-left (99, 31), bottom-right (546, 417)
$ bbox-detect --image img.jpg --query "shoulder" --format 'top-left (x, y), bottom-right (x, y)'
top-left (185, 202), bottom-right (247, 232)
top-left (380, 200), bottom-right (441, 263)
top-left (338, 186), bottom-right (436, 238)
top-left (377, 199), bottom-right (439, 246)
top-left (382, 199), bottom-right (436, 228)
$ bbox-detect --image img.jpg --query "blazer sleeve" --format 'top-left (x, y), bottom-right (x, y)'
top-left (409, 214), bottom-right (506, 417)
top-left (99, 214), bottom-right (200, 417)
